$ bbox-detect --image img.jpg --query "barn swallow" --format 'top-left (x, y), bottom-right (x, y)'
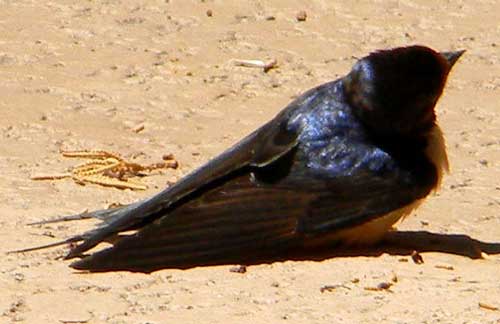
top-left (20, 45), bottom-right (464, 272)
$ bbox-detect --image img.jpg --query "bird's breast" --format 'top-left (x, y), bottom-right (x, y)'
top-left (304, 199), bottom-right (424, 248)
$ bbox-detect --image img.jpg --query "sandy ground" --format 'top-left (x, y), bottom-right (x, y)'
top-left (1, 0), bottom-right (499, 323)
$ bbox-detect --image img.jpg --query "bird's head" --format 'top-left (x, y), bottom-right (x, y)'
top-left (343, 45), bottom-right (464, 137)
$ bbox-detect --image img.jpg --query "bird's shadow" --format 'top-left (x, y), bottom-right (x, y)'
top-left (172, 231), bottom-right (500, 270)
top-left (298, 230), bottom-right (500, 261)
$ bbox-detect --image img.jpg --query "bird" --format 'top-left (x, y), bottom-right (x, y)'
top-left (20, 45), bottom-right (464, 273)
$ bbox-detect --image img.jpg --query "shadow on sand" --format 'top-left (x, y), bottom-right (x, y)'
top-left (243, 230), bottom-right (500, 267)
top-left (90, 230), bottom-right (500, 272)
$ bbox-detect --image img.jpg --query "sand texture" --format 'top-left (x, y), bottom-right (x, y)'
top-left (1, 1), bottom-right (499, 323)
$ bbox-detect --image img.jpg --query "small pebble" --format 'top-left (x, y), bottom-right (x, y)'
top-left (364, 282), bottom-right (393, 292)
top-left (162, 153), bottom-right (175, 160)
top-left (133, 124), bottom-right (145, 133)
top-left (479, 159), bottom-right (488, 166)
top-left (411, 250), bottom-right (424, 264)
top-left (296, 10), bottom-right (307, 22)
top-left (229, 265), bottom-right (247, 273)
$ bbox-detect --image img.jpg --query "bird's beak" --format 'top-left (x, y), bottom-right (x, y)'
top-left (441, 50), bottom-right (466, 68)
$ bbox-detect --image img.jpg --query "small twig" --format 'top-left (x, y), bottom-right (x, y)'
top-left (31, 173), bottom-right (71, 180)
top-left (435, 264), bottom-right (454, 271)
top-left (320, 284), bottom-right (351, 293)
top-left (479, 302), bottom-right (498, 311)
top-left (30, 149), bottom-right (179, 190)
top-left (232, 58), bottom-right (278, 72)
top-left (61, 150), bottom-right (123, 161)
top-left (59, 318), bottom-right (91, 324)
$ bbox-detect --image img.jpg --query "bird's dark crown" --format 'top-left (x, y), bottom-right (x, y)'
top-left (343, 45), bottom-right (463, 138)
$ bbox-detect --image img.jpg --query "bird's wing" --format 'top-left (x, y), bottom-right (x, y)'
top-left (21, 82), bottom-right (335, 259)
top-left (69, 171), bottom-right (314, 272)
top-left (67, 155), bottom-right (436, 273)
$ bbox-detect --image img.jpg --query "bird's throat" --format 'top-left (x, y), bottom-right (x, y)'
top-left (424, 124), bottom-right (449, 190)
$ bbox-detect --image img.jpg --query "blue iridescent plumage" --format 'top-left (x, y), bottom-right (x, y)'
top-left (285, 80), bottom-right (396, 179)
